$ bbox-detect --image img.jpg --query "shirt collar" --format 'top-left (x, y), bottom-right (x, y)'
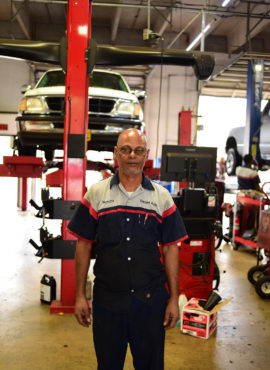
top-left (110, 171), bottom-right (154, 191)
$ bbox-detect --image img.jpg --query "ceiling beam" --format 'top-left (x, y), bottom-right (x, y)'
top-left (227, 2), bottom-right (270, 53)
top-left (111, 1), bottom-right (123, 42)
top-left (11, 1), bottom-right (31, 40)
top-left (12, 1), bottom-right (270, 20)
top-left (152, 1), bottom-right (177, 37)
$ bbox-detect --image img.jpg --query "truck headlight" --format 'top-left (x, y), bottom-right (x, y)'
top-left (115, 100), bottom-right (142, 119)
top-left (19, 97), bottom-right (45, 114)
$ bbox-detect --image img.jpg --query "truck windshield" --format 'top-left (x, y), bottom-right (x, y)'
top-left (36, 70), bottom-right (129, 92)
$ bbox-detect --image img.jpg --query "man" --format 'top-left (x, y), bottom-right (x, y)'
top-left (68, 129), bottom-right (187, 370)
top-left (236, 154), bottom-right (261, 191)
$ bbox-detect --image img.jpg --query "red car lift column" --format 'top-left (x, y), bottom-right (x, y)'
top-left (50, 0), bottom-right (92, 313)
top-left (0, 156), bottom-right (44, 211)
top-left (178, 110), bottom-right (192, 146)
top-left (178, 110), bottom-right (192, 189)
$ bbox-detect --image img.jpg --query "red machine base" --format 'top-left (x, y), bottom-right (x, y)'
top-left (50, 300), bottom-right (92, 314)
top-left (50, 300), bottom-right (75, 314)
top-left (179, 237), bottom-right (215, 300)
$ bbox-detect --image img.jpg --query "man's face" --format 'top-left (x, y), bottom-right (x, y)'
top-left (114, 131), bottom-right (149, 176)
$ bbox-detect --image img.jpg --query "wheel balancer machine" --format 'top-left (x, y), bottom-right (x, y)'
top-left (160, 144), bottom-right (219, 299)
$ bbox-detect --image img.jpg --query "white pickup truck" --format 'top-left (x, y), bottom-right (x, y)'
top-left (13, 68), bottom-right (145, 160)
top-left (225, 101), bottom-right (270, 175)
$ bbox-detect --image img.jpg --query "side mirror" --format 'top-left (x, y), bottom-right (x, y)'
top-left (132, 89), bottom-right (147, 101)
top-left (21, 84), bottom-right (32, 94)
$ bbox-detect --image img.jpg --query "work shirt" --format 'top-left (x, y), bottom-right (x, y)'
top-left (236, 165), bottom-right (260, 190)
top-left (68, 172), bottom-right (187, 312)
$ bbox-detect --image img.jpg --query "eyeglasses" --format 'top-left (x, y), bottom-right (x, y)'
top-left (118, 146), bottom-right (147, 156)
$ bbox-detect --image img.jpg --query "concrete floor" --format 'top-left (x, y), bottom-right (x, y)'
top-left (0, 180), bottom-right (270, 370)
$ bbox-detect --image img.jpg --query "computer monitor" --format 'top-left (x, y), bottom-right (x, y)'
top-left (160, 145), bottom-right (217, 187)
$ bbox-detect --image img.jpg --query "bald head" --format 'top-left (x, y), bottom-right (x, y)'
top-left (114, 129), bottom-right (149, 177)
top-left (117, 129), bottom-right (148, 149)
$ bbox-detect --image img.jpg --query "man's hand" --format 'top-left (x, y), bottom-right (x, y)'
top-left (75, 296), bottom-right (91, 327)
top-left (163, 298), bottom-right (179, 330)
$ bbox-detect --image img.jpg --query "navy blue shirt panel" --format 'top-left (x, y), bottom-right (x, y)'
top-left (68, 200), bottom-right (97, 242)
top-left (161, 207), bottom-right (187, 246)
top-left (67, 173), bottom-right (188, 312)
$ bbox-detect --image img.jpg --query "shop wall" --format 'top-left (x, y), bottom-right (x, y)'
top-left (144, 65), bottom-right (198, 161)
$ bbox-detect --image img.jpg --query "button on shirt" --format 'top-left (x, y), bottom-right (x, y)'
top-left (68, 172), bottom-right (187, 312)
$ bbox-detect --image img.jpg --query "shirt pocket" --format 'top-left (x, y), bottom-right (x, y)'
top-left (135, 213), bottom-right (161, 245)
top-left (97, 214), bottom-right (123, 245)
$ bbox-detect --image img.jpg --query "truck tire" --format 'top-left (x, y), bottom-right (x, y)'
top-left (44, 149), bottom-right (55, 161)
top-left (18, 142), bottom-right (36, 157)
top-left (226, 148), bottom-right (241, 176)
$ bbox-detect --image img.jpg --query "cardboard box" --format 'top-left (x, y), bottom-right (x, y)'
top-left (181, 297), bottom-right (232, 339)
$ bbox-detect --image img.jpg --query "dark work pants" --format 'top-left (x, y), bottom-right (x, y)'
top-left (92, 288), bottom-right (169, 370)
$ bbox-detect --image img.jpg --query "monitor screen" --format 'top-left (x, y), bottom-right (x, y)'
top-left (160, 145), bottom-right (217, 187)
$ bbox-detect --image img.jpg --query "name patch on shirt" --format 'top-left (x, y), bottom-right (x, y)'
top-left (102, 199), bottom-right (114, 204)
top-left (140, 199), bottom-right (158, 207)
top-left (140, 199), bottom-right (150, 204)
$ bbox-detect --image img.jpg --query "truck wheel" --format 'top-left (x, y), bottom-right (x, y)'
top-left (18, 142), bottom-right (36, 157)
top-left (255, 276), bottom-right (270, 299)
top-left (226, 148), bottom-right (241, 176)
top-left (44, 149), bottom-right (55, 161)
top-left (247, 264), bottom-right (268, 285)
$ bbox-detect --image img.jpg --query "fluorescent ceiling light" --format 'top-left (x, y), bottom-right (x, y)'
top-left (186, 23), bottom-right (211, 51)
top-left (255, 64), bottom-right (263, 72)
top-left (222, 0), bottom-right (232, 7)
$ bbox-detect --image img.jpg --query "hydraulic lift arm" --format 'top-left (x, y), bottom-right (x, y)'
top-left (0, 39), bottom-right (214, 81)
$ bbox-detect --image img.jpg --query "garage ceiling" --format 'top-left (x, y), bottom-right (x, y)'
top-left (1, 0), bottom-right (270, 98)
top-left (201, 51), bottom-right (270, 99)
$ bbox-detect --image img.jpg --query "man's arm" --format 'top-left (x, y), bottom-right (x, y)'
top-left (162, 244), bottom-right (179, 330)
top-left (74, 239), bottom-right (92, 327)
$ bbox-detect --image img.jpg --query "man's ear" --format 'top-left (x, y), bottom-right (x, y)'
top-left (146, 149), bottom-right (150, 160)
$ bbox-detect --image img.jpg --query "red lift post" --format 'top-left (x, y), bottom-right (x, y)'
top-left (178, 110), bottom-right (192, 146)
top-left (0, 155), bottom-right (43, 210)
top-left (178, 109), bottom-right (192, 189)
top-left (50, 0), bottom-right (92, 313)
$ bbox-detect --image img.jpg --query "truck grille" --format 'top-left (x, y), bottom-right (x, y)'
top-left (89, 99), bottom-right (115, 113)
top-left (46, 97), bottom-right (65, 111)
top-left (46, 97), bottom-right (115, 114)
